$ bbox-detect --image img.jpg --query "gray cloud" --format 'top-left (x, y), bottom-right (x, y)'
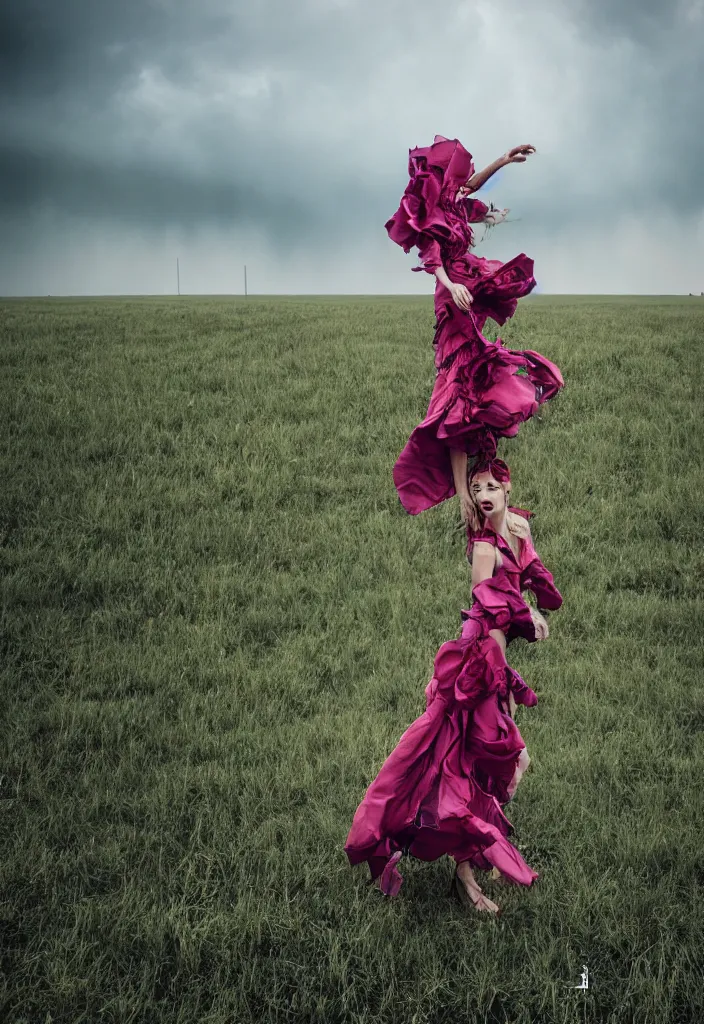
top-left (0, 141), bottom-right (377, 249)
top-left (0, 0), bottom-right (702, 293)
top-left (569, 0), bottom-right (687, 42)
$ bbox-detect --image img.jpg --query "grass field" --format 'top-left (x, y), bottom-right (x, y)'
top-left (1, 294), bottom-right (703, 1024)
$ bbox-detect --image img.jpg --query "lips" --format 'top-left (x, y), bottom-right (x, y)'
top-left (481, 502), bottom-right (493, 512)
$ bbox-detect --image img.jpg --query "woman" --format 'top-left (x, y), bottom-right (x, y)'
top-left (386, 135), bottom-right (563, 523)
top-left (344, 458), bottom-right (562, 914)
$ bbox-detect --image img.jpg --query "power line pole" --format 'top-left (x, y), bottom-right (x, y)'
top-left (244, 264), bottom-right (247, 297)
top-left (177, 257), bottom-right (180, 296)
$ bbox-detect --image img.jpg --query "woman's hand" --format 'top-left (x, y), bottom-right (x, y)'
top-left (435, 265), bottom-right (472, 312)
top-left (448, 282), bottom-right (473, 312)
top-left (458, 492), bottom-right (479, 531)
top-left (484, 206), bottom-right (510, 226)
top-left (530, 608), bottom-right (549, 640)
top-left (504, 144), bottom-right (536, 164)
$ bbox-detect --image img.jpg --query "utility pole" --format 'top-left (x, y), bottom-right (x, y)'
top-left (244, 264), bottom-right (247, 297)
top-left (177, 258), bottom-right (180, 296)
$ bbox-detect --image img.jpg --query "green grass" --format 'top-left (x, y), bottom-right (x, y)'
top-left (1, 294), bottom-right (703, 1024)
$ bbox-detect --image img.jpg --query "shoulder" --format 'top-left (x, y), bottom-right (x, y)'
top-left (466, 531), bottom-right (497, 564)
top-left (468, 527), bottom-right (497, 549)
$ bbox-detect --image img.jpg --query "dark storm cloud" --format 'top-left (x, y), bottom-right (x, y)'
top-left (0, 142), bottom-right (298, 234)
top-left (569, 0), bottom-right (684, 43)
top-left (0, 0), bottom-right (421, 240)
top-left (0, 1), bottom-right (230, 99)
top-left (0, 0), bottom-right (432, 92)
top-left (0, 0), bottom-right (702, 253)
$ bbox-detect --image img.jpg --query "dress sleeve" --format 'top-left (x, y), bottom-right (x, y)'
top-left (521, 555), bottom-right (563, 611)
top-left (411, 233), bottom-right (443, 275)
top-left (466, 529), bottom-right (497, 562)
top-left (463, 198), bottom-right (490, 223)
top-left (470, 578), bottom-right (536, 640)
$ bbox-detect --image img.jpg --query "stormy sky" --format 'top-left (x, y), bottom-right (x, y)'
top-left (1, 0), bottom-right (702, 295)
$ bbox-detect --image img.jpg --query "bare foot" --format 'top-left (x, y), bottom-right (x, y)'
top-left (456, 862), bottom-right (500, 914)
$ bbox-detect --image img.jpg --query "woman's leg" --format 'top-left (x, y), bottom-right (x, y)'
top-left (507, 747), bottom-right (531, 801)
top-left (455, 859), bottom-right (500, 914)
top-left (508, 691), bottom-right (517, 720)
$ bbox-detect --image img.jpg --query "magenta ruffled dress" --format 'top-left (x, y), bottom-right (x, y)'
top-left (385, 135), bottom-right (564, 514)
top-left (344, 518), bottom-right (563, 896)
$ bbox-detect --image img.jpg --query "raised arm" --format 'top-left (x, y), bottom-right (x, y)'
top-left (465, 144), bottom-right (536, 194)
top-left (465, 156), bottom-right (507, 194)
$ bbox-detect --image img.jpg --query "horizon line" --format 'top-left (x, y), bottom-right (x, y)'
top-left (1, 292), bottom-right (702, 300)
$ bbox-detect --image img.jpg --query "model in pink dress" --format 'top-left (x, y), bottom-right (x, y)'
top-left (344, 459), bottom-right (562, 914)
top-left (386, 136), bottom-right (564, 525)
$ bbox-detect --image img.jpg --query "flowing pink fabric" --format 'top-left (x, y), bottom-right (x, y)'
top-left (385, 136), bottom-right (564, 514)
top-left (344, 521), bottom-right (562, 896)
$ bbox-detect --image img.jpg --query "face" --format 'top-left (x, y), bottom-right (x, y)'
top-left (470, 471), bottom-right (510, 517)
